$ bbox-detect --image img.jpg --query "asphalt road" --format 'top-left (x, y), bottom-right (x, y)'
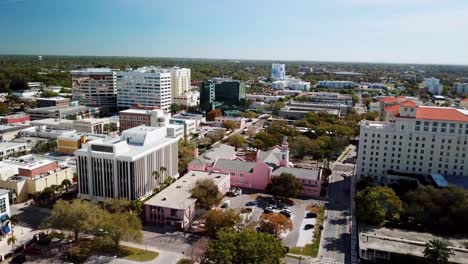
top-left (319, 145), bottom-right (356, 264)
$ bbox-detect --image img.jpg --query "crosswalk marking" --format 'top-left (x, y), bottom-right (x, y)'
top-left (320, 257), bottom-right (343, 264)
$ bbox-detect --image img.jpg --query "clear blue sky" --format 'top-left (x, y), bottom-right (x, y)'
top-left (1, 0), bottom-right (467, 64)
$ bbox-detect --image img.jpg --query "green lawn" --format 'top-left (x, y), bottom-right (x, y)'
top-left (118, 245), bottom-right (159, 262)
top-left (177, 259), bottom-right (192, 264)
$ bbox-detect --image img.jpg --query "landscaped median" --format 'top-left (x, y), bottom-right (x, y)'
top-left (287, 204), bottom-right (325, 258)
top-left (119, 245), bottom-right (159, 262)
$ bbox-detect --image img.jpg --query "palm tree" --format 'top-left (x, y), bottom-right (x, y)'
top-left (152, 170), bottom-right (161, 182)
top-left (160, 167), bottom-right (167, 182)
top-left (424, 239), bottom-right (452, 264)
top-left (7, 235), bottom-right (17, 250)
top-left (130, 199), bottom-right (143, 215)
top-left (61, 179), bottom-right (72, 192)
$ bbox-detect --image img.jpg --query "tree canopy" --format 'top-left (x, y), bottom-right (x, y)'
top-left (191, 179), bottom-right (223, 210)
top-left (266, 173), bottom-right (303, 199)
top-left (205, 209), bottom-right (240, 237)
top-left (259, 213), bottom-right (293, 237)
top-left (202, 228), bottom-right (286, 264)
top-left (355, 186), bottom-right (402, 226)
top-left (228, 134), bottom-right (245, 149)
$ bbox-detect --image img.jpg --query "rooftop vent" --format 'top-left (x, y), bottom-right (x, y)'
top-left (162, 197), bottom-right (166, 201)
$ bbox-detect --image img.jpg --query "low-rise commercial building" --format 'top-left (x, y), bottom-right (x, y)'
top-left (271, 78), bottom-right (310, 91)
top-left (27, 105), bottom-right (100, 120)
top-left (308, 92), bottom-right (353, 106)
top-left (119, 106), bottom-right (170, 131)
top-left (359, 226), bottom-right (468, 263)
top-left (144, 170), bottom-right (230, 229)
top-left (0, 155), bottom-right (73, 203)
top-left (0, 142), bottom-right (28, 160)
top-left (317, 80), bottom-right (357, 89)
top-left (36, 97), bottom-right (70, 108)
top-left (57, 134), bottom-right (92, 155)
top-left (0, 113), bottom-right (30, 125)
top-left (278, 101), bottom-right (347, 120)
top-left (0, 125), bottom-right (29, 142)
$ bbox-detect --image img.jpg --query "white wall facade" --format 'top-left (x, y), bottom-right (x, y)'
top-left (116, 70), bottom-right (171, 110)
top-left (357, 112), bottom-right (468, 184)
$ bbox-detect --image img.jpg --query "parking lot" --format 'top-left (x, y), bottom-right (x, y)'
top-left (222, 190), bottom-right (323, 248)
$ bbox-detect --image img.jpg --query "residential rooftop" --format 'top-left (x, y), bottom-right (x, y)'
top-left (272, 166), bottom-right (321, 181)
top-left (144, 170), bottom-right (230, 210)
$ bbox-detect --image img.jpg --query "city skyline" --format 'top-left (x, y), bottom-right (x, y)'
top-left (0, 0), bottom-right (468, 65)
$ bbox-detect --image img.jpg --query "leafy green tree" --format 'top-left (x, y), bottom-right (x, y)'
top-left (228, 134), bottom-right (245, 149)
top-left (242, 111), bottom-right (257, 119)
top-left (266, 173), bottom-right (303, 199)
top-left (203, 228), bottom-right (286, 264)
top-left (252, 132), bottom-right (277, 150)
top-left (61, 179), bottom-right (72, 192)
top-left (222, 120), bottom-right (238, 131)
top-left (41, 90), bottom-right (59, 97)
top-left (178, 138), bottom-right (197, 173)
top-left (191, 179), bottom-right (223, 210)
top-left (45, 199), bottom-right (105, 241)
top-left (404, 186), bottom-right (468, 235)
top-left (424, 239), bottom-right (452, 264)
top-left (103, 198), bottom-right (130, 213)
top-left (205, 209), bottom-right (240, 237)
top-left (355, 187), bottom-right (402, 226)
top-left (100, 211), bottom-right (143, 248)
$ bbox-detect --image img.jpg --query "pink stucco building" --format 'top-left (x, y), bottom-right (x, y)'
top-left (144, 170), bottom-right (230, 230)
top-left (188, 138), bottom-right (322, 197)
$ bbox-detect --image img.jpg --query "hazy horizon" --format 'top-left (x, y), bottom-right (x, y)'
top-left (1, 0), bottom-right (468, 65)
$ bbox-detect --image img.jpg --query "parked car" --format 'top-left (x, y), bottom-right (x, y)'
top-left (304, 224), bottom-right (315, 230)
top-left (245, 200), bottom-right (258, 206)
top-left (306, 212), bottom-right (317, 218)
top-left (280, 209), bottom-right (291, 218)
top-left (10, 254), bottom-right (26, 264)
top-left (264, 206), bottom-right (275, 213)
top-left (222, 200), bottom-right (231, 208)
top-left (24, 245), bottom-right (41, 255)
top-left (37, 235), bottom-right (51, 245)
top-left (232, 188), bottom-right (242, 196)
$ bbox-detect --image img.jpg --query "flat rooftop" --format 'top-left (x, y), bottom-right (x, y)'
top-left (28, 105), bottom-right (99, 114)
top-left (359, 226), bottom-right (468, 264)
top-left (144, 170), bottom-right (230, 210)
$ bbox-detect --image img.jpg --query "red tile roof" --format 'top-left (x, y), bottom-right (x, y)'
top-left (399, 100), bottom-right (418, 107)
top-left (461, 98), bottom-right (468, 102)
top-left (384, 105), bottom-right (400, 116)
top-left (416, 107), bottom-right (468, 122)
top-left (380, 97), bottom-right (397, 103)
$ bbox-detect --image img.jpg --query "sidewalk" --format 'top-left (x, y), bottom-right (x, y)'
top-left (0, 225), bottom-right (42, 260)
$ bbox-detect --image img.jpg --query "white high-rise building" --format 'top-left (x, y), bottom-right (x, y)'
top-left (76, 125), bottom-right (180, 201)
top-left (424, 77), bottom-right (443, 95)
top-left (116, 67), bottom-right (171, 110)
top-left (357, 101), bottom-right (468, 184)
top-left (271, 63), bottom-right (286, 80)
top-left (71, 68), bottom-right (117, 110)
top-left (453, 83), bottom-right (468, 95)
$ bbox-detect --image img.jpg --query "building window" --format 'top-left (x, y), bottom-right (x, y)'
top-left (171, 209), bottom-right (177, 217)
top-left (0, 198), bottom-right (6, 214)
